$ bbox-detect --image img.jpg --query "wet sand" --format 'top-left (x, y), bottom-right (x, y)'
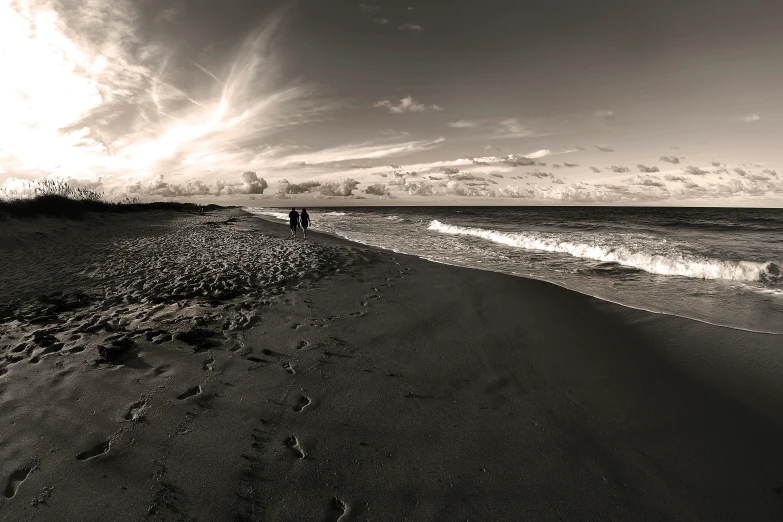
top-left (1, 207), bottom-right (781, 521)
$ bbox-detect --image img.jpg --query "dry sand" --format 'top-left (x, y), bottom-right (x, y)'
top-left (0, 207), bottom-right (782, 521)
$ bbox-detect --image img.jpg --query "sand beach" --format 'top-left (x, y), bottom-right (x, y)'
top-left (1, 207), bottom-right (782, 521)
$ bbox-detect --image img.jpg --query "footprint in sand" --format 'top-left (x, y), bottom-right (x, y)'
top-left (3, 466), bottom-right (33, 498)
top-left (203, 357), bottom-right (215, 371)
top-left (328, 497), bottom-right (349, 521)
top-left (177, 385), bottom-right (202, 400)
top-left (293, 396), bottom-right (311, 413)
top-left (124, 400), bottom-right (146, 421)
top-left (360, 301), bottom-right (368, 307)
top-left (349, 311), bottom-right (366, 317)
top-left (295, 341), bottom-right (309, 350)
top-left (76, 440), bottom-right (110, 461)
top-left (283, 362), bottom-right (296, 375)
top-left (285, 436), bottom-right (305, 459)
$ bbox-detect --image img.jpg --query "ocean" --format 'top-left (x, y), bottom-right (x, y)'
top-left (246, 206), bottom-right (783, 334)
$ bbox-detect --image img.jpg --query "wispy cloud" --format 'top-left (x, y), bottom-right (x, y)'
top-left (595, 145), bottom-right (614, 152)
top-left (0, 2), bottom-right (319, 188)
top-left (398, 23), bottom-right (424, 31)
top-left (448, 120), bottom-right (479, 128)
top-left (374, 96), bottom-right (442, 113)
top-left (359, 4), bottom-right (380, 14)
top-left (271, 137), bottom-right (445, 167)
top-left (594, 110), bottom-right (614, 119)
top-left (495, 118), bottom-right (532, 138)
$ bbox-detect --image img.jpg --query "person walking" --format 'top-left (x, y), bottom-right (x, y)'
top-left (288, 207), bottom-right (299, 237)
top-left (300, 208), bottom-right (311, 239)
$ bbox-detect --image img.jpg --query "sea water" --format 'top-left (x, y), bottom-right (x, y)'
top-left (247, 206), bottom-right (783, 334)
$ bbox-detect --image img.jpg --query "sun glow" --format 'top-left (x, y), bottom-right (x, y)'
top-left (0, 1), bottom-right (305, 189)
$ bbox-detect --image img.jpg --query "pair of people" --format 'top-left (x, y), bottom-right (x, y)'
top-left (288, 208), bottom-right (310, 238)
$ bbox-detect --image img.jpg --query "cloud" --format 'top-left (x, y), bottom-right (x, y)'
top-left (364, 183), bottom-right (390, 196)
top-left (664, 174), bottom-right (688, 182)
top-left (526, 149), bottom-right (551, 159)
top-left (359, 4), bottom-right (380, 13)
top-left (374, 18), bottom-right (389, 25)
top-left (733, 167), bottom-right (747, 177)
top-left (637, 164), bottom-right (660, 173)
top-left (528, 169), bottom-right (551, 178)
top-left (628, 175), bottom-right (665, 187)
top-left (398, 23), bottom-right (424, 31)
top-left (489, 173), bottom-right (504, 178)
top-left (449, 173), bottom-right (483, 181)
top-left (277, 137), bottom-right (444, 166)
top-left (239, 171), bottom-right (269, 193)
top-left (373, 96), bottom-right (441, 113)
top-left (660, 155), bottom-right (681, 164)
top-left (440, 167), bottom-right (460, 175)
top-left (125, 172), bottom-right (268, 197)
top-left (589, 166), bottom-right (602, 173)
top-left (319, 178), bottom-right (360, 197)
top-left (280, 180), bottom-right (320, 194)
top-left (684, 165), bottom-right (709, 176)
top-left (563, 162), bottom-right (579, 168)
top-left (594, 110), bottom-right (614, 119)
top-left (572, 145), bottom-right (586, 151)
top-left (741, 113), bottom-right (760, 122)
top-left (595, 145), bottom-right (614, 152)
top-left (711, 161), bottom-right (722, 167)
top-left (610, 165), bottom-right (630, 173)
top-left (762, 168), bottom-right (778, 177)
top-left (0, 3), bottom-right (323, 189)
top-left (502, 155), bottom-right (541, 167)
top-left (448, 120), bottom-right (479, 128)
top-left (495, 118), bottom-right (532, 138)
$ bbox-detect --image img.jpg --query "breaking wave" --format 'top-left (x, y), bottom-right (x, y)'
top-left (249, 209), bottom-right (290, 221)
top-left (428, 220), bottom-right (782, 285)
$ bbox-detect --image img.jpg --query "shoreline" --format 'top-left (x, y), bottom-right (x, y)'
top-left (246, 208), bottom-right (783, 336)
top-left (1, 206), bottom-right (782, 520)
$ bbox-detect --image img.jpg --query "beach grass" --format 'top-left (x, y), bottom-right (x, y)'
top-left (0, 179), bottom-right (221, 219)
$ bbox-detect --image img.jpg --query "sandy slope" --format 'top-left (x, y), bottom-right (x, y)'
top-left (1, 208), bottom-right (782, 521)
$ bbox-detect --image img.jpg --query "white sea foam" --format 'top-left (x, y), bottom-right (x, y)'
top-left (428, 220), bottom-right (781, 284)
top-left (246, 208), bottom-right (291, 221)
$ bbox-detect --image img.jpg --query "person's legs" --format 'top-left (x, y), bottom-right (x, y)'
top-left (290, 222), bottom-right (297, 236)
top-left (302, 226), bottom-right (307, 238)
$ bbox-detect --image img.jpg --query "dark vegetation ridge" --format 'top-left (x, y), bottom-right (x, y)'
top-left (0, 180), bottom-right (223, 219)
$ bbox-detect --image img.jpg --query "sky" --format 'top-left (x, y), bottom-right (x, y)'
top-left (1, 0), bottom-right (783, 206)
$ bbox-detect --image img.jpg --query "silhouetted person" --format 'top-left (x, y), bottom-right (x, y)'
top-left (288, 207), bottom-right (299, 237)
top-left (300, 208), bottom-right (310, 238)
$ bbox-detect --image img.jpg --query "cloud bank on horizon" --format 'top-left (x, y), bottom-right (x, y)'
top-left (1, 0), bottom-right (782, 205)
